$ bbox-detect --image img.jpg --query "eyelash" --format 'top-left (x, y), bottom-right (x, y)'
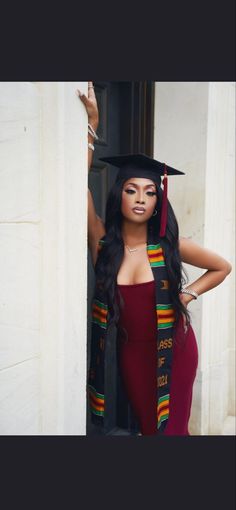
top-left (125, 189), bottom-right (157, 196)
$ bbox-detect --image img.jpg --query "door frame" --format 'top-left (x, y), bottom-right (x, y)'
top-left (87, 81), bottom-right (155, 435)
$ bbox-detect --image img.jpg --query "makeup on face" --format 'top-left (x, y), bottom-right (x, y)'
top-left (121, 179), bottom-right (158, 218)
top-left (124, 181), bottom-right (157, 197)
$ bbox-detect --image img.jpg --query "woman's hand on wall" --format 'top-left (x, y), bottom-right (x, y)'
top-left (76, 81), bottom-right (99, 129)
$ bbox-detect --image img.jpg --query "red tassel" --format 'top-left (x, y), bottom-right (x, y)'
top-left (159, 164), bottom-right (168, 237)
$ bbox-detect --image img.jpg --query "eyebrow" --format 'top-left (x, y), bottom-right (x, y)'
top-left (125, 182), bottom-right (156, 188)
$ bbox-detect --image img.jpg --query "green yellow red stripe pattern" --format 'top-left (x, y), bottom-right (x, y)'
top-left (147, 243), bottom-right (165, 267)
top-left (92, 299), bottom-right (108, 329)
top-left (157, 394), bottom-right (170, 428)
top-left (156, 304), bottom-right (175, 329)
top-left (88, 385), bottom-right (105, 417)
top-left (89, 234), bottom-right (176, 434)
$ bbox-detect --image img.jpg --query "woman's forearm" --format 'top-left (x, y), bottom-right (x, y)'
top-left (76, 82), bottom-right (99, 174)
top-left (88, 130), bottom-right (95, 172)
top-left (182, 267), bottom-right (232, 306)
top-left (88, 119), bottom-right (98, 172)
top-left (179, 237), bottom-right (232, 306)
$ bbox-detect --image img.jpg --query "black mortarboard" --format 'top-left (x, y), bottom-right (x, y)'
top-left (99, 153), bottom-right (185, 237)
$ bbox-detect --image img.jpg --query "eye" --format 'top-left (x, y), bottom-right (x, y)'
top-left (125, 189), bottom-right (157, 196)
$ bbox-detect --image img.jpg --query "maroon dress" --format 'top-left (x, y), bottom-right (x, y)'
top-left (115, 280), bottom-right (198, 436)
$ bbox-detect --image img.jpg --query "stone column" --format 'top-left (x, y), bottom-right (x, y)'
top-left (153, 82), bottom-right (235, 434)
top-left (39, 82), bottom-right (88, 434)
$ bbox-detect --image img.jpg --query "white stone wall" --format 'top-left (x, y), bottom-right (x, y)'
top-left (203, 82), bottom-right (235, 434)
top-left (0, 82), bottom-right (41, 434)
top-left (154, 82), bottom-right (235, 435)
top-left (39, 82), bottom-right (88, 435)
top-left (0, 82), bottom-right (88, 435)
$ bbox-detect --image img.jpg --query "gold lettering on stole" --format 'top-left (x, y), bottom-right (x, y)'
top-left (157, 374), bottom-right (168, 387)
top-left (160, 279), bottom-right (169, 290)
top-left (157, 338), bottom-right (173, 351)
top-left (158, 356), bottom-right (165, 368)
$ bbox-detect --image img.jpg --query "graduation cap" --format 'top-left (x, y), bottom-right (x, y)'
top-left (99, 153), bottom-right (185, 238)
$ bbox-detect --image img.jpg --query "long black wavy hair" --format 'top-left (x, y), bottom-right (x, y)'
top-left (94, 176), bottom-right (191, 341)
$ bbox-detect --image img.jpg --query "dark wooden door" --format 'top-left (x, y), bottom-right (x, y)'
top-left (86, 81), bottom-right (155, 436)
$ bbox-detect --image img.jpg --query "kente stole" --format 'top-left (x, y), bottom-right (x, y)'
top-left (87, 231), bottom-right (176, 434)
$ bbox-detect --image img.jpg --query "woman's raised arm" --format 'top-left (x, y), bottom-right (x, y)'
top-left (76, 82), bottom-right (105, 267)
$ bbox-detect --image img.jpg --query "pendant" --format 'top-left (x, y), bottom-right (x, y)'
top-left (125, 244), bottom-right (143, 253)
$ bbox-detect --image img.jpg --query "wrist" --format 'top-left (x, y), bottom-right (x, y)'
top-left (179, 292), bottom-right (193, 307)
top-left (180, 287), bottom-right (198, 301)
top-left (88, 132), bottom-right (95, 143)
top-left (88, 117), bottom-right (99, 131)
top-left (185, 294), bottom-right (194, 305)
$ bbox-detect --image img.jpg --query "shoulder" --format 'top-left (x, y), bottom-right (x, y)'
top-left (178, 236), bottom-right (211, 267)
top-left (178, 236), bottom-right (203, 262)
top-left (178, 236), bottom-right (192, 256)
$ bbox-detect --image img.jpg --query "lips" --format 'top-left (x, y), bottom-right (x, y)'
top-left (132, 207), bottom-right (146, 212)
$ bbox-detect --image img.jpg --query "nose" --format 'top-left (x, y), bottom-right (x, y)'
top-left (136, 192), bottom-right (145, 204)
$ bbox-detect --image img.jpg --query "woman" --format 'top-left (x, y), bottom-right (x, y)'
top-left (77, 82), bottom-right (232, 436)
